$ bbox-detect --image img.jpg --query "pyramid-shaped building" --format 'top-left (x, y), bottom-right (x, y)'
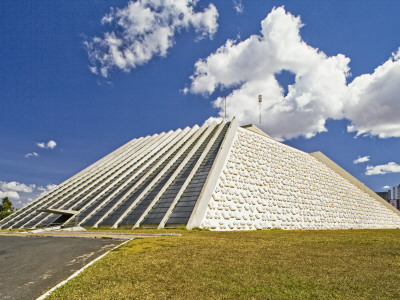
top-left (2, 119), bottom-right (400, 230)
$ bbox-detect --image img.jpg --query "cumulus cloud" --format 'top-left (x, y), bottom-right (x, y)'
top-left (203, 116), bottom-right (223, 126)
top-left (365, 162), bottom-right (400, 175)
top-left (0, 180), bottom-right (56, 208)
top-left (346, 48), bottom-right (400, 138)
top-left (24, 152), bottom-right (39, 158)
top-left (188, 7), bottom-right (350, 140)
top-left (37, 184), bottom-right (57, 192)
top-left (86, 0), bottom-right (218, 77)
top-left (0, 191), bottom-right (20, 201)
top-left (37, 140), bottom-right (57, 149)
top-left (187, 7), bottom-right (400, 140)
top-left (383, 185), bottom-right (391, 189)
top-left (353, 155), bottom-right (370, 164)
top-left (233, 0), bottom-right (244, 14)
top-left (0, 181), bottom-right (35, 193)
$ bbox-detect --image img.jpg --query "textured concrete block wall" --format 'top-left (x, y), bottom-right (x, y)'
top-left (201, 128), bottom-right (400, 230)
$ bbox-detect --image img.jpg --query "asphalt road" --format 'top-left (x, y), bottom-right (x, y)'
top-left (0, 235), bottom-right (122, 300)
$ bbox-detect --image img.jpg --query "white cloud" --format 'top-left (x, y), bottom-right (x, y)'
top-left (204, 116), bottom-right (223, 126)
top-left (346, 48), bottom-right (400, 138)
top-left (187, 7), bottom-right (350, 140)
top-left (187, 7), bottom-right (400, 140)
top-left (86, 0), bottom-right (219, 77)
top-left (36, 140), bottom-right (57, 149)
top-left (233, 0), bottom-right (243, 14)
top-left (0, 191), bottom-right (20, 201)
top-left (0, 181), bottom-right (35, 193)
top-left (353, 155), bottom-right (370, 164)
top-left (37, 184), bottom-right (57, 192)
top-left (47, 140), bottom-right (57, 149)
top-left (25, 152), bottom-right (39, 158)
top-left (366, 162), bottom-right (400, 175)
top-left (0, 180), bottom-right (56, 208)
top-left (383, 185), bottom-right (391, 189)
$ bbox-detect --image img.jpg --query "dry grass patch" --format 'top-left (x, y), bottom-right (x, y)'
top-left (48, 229), bottom-right (400, 299)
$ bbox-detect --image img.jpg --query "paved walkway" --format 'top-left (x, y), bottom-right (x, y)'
top-left (0, 231), bottom-right (181, 299)
top-left (0, 231), bottom-right (181, 240)
top-left (0, 235), bottom-right (121, 299)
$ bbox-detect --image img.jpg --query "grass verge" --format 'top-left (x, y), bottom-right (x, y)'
top-left (47, 229), bottom-right (400, 299)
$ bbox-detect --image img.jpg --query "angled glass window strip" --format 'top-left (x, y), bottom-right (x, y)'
top-left (2, 135), bottom-right (153, 229)
top-left (118, 126), bottom-right (217, 227)
top-left (166, 122), bottom-right (230, 225)
top-left (140, 125), bottom-right (222, 225)
top-left (0, 136), bottom-right (144, 228)
top-left (3, 135), bottom-right (151, 229)
top-left (80, 129), bottom-right (188, 227)
top-left (67, 133), bottom-right (164, 212)
top-left (69, 132), bottom-right (175, 226)
top-left (106, 127), bottom-right (209, 227)
top-left (93, 126), bottom-right (200, 227)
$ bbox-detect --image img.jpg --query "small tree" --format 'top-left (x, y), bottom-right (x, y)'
top-left (0, 197), bottom-right (15, 220)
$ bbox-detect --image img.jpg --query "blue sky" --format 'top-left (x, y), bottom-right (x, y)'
top-left (1, 0), bottom-right (400, 207)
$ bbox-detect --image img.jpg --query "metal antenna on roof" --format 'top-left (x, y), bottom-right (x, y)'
top-left (258, 94), bottom-right (262, 125)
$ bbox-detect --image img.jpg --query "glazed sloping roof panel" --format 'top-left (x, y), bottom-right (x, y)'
top-left (164, 122), bottom-right (230, 225)
top-left (1, 121), bottom-right (230, 229)
top-left (0, 134), bottom-right (147, 228)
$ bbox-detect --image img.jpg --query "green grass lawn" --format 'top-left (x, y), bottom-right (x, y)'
top-left (47, 229), bottom-right (400, 299)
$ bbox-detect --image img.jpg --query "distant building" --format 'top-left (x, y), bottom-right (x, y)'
top-left (393, 184), bottom-right (400, 201)
top-left (390, 184), bottom-right (400, 210)
top-left (390, 200), bottom-right (399, 209)
top-left (376, 185), bottom-right (400, 210)
top-left (376, 190), bottom-right (391, 201)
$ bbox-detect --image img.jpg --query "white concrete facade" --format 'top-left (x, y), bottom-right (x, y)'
top-left (199, 127), bottom-right (400, 230)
